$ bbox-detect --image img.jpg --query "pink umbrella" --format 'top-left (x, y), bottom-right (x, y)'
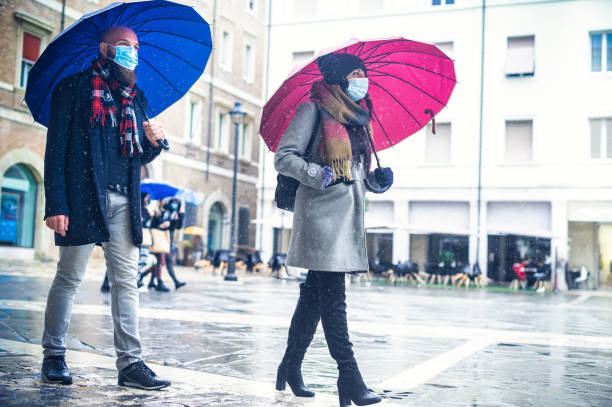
top-left (260, 37), bottom-right (456, 153)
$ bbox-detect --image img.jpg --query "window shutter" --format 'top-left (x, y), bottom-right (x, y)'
top-left (505, 36), bottom-right (535, 76)
top-left (22, 33), bottom-right (41, 62)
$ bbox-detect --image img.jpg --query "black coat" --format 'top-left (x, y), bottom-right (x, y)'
top-left (44, 69), bottom-right (162, 246)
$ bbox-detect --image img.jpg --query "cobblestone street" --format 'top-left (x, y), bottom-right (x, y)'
top-left (0, 259), bottom-right (611, 406)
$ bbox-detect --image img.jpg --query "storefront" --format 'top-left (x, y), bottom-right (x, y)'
top-left (0, 164), bottom-right (37, 248)
top-left (486, 202), bottom-right (552, 283)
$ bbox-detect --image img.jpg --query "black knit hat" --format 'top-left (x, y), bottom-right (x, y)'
top-left (317, 53), bottom-right (367, 88)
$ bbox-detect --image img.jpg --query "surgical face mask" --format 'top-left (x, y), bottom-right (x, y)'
top-left (109, 44), bottom-right (138, 70)
top-left (345, 78), bottom-right (368, 101)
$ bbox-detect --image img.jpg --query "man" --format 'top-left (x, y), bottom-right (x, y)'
top-left (42, 26), bottom-right (170, 390)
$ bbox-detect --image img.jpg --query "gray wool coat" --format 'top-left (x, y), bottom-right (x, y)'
top-left (274, 101), bottom-right (389, 273)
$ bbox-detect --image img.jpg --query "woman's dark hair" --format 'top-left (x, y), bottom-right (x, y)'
top-left (140, 192), bottom-right (150, 205)
top-left (348, 95), bottom-right (374, 173)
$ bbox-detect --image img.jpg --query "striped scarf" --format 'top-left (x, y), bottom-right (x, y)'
top-left (91, 56), bottom-right (143, 158)
top-left (310, 80), bottom-right (372, 182)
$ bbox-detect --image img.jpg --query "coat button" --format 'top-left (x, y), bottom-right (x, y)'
top-left (307, 165), bottom-right (317, 178)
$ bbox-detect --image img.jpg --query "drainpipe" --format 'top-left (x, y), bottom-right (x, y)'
top-left (258, 0), bottom-right (272, 251)
top-left (205, 0), bottom-right (218, 182)
top-left (474, 0), bottom-right (486, 276)
top-left (60, 0), bottom-right (66, 31)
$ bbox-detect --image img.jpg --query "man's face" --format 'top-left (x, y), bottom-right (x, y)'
top-left (98, 26), bottom-right (139, 86)
top-left (100, 27), bottom-right (139, 60)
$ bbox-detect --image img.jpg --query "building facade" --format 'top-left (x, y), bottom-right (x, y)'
top-left (257, 0), bottom-right (612, 286)
top-left (0, 0), bottom-right (266, 261)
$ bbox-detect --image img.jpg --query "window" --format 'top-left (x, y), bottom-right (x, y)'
top-left (294, 0), bottom-right (316, 19)
top-left (216, 109), bottom-right (230, 152)
top-left (425, 123), bottom-right (451, 163)
top-left (505, 36), bottom-right (535, 77)
top-left (243, 43), bottom-right (254, 82)
top-left (360, 0), bottom-right (382, 12)
top-left (187, 98), bottom-right (202, 144)
top-left (248, 0), bottom-right (255, 11)
top-left (505, 120), bottom-right (533, 162)
top-left (433, 0), bottom-right (454, 5)
top-left (20, 32), bottom-right (41, 88)
top-left (590, 118), bottom-right (612, 159)
top-left (239, 120), bottom-right (252, 160)
top-left (292, 50), bottom-right (315, 68)
top-left (590, 32), bottom-right (612, 72)
top-left (434, 41), bottom-right (454, 59)
top-left (238, 207), bottom-right (250, 246)
top-left (220, 30), bottom-right (232, 70)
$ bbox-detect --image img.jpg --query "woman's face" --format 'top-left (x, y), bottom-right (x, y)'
top-left (346, 68), bottom-right (366, 81)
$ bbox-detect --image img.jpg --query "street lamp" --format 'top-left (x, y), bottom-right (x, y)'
top-left (225, 101), bottom-right (247, 281)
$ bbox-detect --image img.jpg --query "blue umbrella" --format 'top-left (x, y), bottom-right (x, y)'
top-left (141, 179), bottom-right (203, 205)
top-left (25, 0), bottom-right (212, 127)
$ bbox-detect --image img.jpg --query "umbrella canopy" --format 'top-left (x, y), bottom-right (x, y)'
top-left (140, 179), bottom-right (203, 205)
top-left (25, 0), bottom-right (212, 126)
top-left (183, 226), bottom-right (205, 236)
top-left (260, 37), bottom-right (456, 152)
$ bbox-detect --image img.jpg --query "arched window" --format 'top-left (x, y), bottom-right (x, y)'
top-left (0, 164), bottom-right (37, 247)
top-left (207, 202), bottom-right (224, 251)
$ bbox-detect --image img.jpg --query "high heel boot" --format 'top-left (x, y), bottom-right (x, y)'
top-left (317, 272), bottom-right (381, 407)
top-left (276, 273), bottom-right (321, 397)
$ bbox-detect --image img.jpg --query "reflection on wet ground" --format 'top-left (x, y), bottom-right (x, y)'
top-left (0, 259), bottom-right (611, 406)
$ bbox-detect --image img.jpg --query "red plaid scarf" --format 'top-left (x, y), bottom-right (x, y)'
top-left (91, 56), bottom-right (143, 157)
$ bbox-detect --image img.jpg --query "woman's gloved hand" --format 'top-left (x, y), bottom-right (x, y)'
top-left (374, 167), bottom-right (393, 188)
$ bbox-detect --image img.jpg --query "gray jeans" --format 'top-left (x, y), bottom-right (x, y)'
top-left (42, 191), bottom-right (142, 371)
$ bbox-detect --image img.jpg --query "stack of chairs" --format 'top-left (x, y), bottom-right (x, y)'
top-left (452, 263), bottom-right (485, 288)
top-left (213, 250), bottom-right (231, 276)
top-left (368, 260), bottom-right (396, 283)
top-left (237, 250), bottom-right (266, 274)
top-left (195, 251), bottom-right (215, 274)
top-left (425, 263), bottom-right (443, 285)
top-left (394, 261), bottom-right (425, 285)
top-left (267, 253), bottom-right (288, 278)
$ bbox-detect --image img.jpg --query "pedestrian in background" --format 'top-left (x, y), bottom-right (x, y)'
top-left (274, 53), bottom-right (393, 407)
top-left (41, 26), bottom-right (170, 390)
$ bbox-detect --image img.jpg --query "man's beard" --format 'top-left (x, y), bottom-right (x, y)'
top-left (109, 60), bottom-right (137, 87)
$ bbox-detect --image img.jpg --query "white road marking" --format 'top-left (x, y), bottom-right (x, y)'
top-left (377, 337), bottom-right (495, 389)
top-left (1, 299), bottom-right (612, 350)
top-left (0, 338), bottom-right (340, 406)
top-left (559, 294), bottom-right (592, 308)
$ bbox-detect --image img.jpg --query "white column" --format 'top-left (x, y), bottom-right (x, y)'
top-left (393, 200), bottom-right (410, 263)
top-left (551, 200), bottom-right (569, 291)
top-left (469, 199), bottom-right (479, 268)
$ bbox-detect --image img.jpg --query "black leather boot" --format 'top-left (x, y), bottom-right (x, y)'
top-left (166, 256), bottom-right (186, 289)
top-left (41, 355), bottom-right (72, 385)
top-left (148, 273), bottom-right (156, 289)
top-left (317, 272), bottom-right (380, 407)
top-left (337, 364), bottom-right (381, 407)
top-left (276, 272), bottom-right (320, 397)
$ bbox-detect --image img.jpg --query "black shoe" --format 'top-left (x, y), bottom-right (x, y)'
top-left (137, 272), bottom-right (144, 288)
top-left (41, 356), bottom-right (73, 385)
top-left (174, 281), bottom-right (186, 290)
top-left (101, 274), bottom-right (110, 293)
top-left (337, 370), bottom-right (381, 407)
top-left (148, 276), bottom-right (156, 289)
top-left (118, 361), bottom-right (170, 390)
top-left (155, 280), bottom-right (171, 292)
top-left (276, 361), bottom-right (315, 397)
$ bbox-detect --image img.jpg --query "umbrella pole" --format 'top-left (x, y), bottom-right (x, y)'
top-left (135, 97), bottom-right (170, 151)
top-left (366, 126), bottom-right (382, 169)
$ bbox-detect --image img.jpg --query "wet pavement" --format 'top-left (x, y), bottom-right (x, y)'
top-left (0, 258), bottom-right (611, 406)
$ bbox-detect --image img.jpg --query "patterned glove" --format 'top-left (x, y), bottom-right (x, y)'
top-left (320, 166), bottom-right (334, 190)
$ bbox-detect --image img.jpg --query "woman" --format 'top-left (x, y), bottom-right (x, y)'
top-left (139, 198), bottom-right (186, 291)
top-left (137, 192), bottom-right (154, 288)
top-left (274, 53), bottom-right (393, 407)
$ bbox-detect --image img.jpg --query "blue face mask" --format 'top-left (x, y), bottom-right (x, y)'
top-left (346, 78), bottom-right (368, 101)
top-left (111, 45), bottom-right (138, 70)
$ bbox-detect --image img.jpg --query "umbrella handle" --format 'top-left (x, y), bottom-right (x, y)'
top-left (135, 97), bottom-right (170, 151)
top-left (425, 109), bottom-right (436, 135)
top-left (365, 125), bottom-right (382, 169)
